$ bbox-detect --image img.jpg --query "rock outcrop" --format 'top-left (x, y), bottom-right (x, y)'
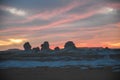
top-left (41, 41), bottom-right (51, 51)
top-left (64, 41), bottom-right (76, 50)
top-left (54, 47), bottom-right (60, 51)
top-left (23, 42), bottom-right (32, 51)
top-left (33, 47), bottom-right (40, 53)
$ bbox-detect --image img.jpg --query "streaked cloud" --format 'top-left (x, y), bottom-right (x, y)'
top-left (0, 5), bottom-right (27, 16)
top-left (9, 38), bottom-right (26, 44)
top-left (0, 38), bottom-right (27, 46)
top-left (98, 7), bottom-right (117, 14)
top-left (0, 40), bottom-right (11, 46)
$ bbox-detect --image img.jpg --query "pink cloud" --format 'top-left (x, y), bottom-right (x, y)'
top-left (1, 1), bottom-right (81, 24)
top-left (107, 3), bottom-right (120, 9)
top-left (28, 1), bottom-right (81, 20)
top-left (1, 23), bottom-right (120, 49)
top-left (1, 0), bottom-right (93, 24)
top-left (0, 8), bottom-right (100, 33)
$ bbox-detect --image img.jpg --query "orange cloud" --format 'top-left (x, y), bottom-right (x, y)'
top-left (0, 40), bottom-right (11, 46)
top-left (109, 43), bottom-right (120, 47)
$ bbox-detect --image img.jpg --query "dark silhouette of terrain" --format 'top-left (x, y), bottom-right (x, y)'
top-left (54, 47), bottom-right (60, 51)
top-left (0, 41), bottom-right (120, 60)
top-left (41, 41), bottom-right (51, 51)
top-left (0, 41), bottom-right (120, 80)
top-left (64, 41), bottom-right (76, 50)
top-left (23, 41), bottom-right (77, 53)
top-left (23, 42), bottom-right (32, 51)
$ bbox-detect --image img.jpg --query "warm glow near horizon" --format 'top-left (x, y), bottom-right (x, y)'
top-left (9, 39), bottom-right (25, 44)
top-left (108, 42), bottom-right (120, 47)
top-left (0, 38), bottom-right (26, 48)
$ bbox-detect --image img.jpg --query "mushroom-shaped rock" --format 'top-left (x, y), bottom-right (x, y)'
top-left (54, 47), bottom-right (60, 51)
top-left (23, 42), bottom-right (32, 51)
top-left (64, 41), bottom-right (76, 50)
top-left (105, 47), bottom-right (109, 50)
top-left (41, 41), bottom-right (50, 51)
top-left (33, 47), bottom-right (40, 53)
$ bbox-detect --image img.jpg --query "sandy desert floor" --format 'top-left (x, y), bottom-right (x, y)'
top-left (0, 67), bottom-right (120, 80)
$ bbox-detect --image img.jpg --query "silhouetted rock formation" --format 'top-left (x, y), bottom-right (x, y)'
top-left (54, 47), bottom-right (60, 51)
top-left (41, 41), bottom-right (51, 51)
top-left (33, 47), bottom-right (40, 53)
top-left (23, 42), bottom-right (32, 51)
top-left (105, 47), bottom-right (109, 50)
top-left (64, 41), bottom-right (76, 50)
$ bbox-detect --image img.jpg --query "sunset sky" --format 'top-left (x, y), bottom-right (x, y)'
top-left (0, 0), bottom-right (120, 50)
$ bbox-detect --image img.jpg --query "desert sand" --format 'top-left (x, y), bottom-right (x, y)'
top-left (0, 67), bottom-right (119, 80)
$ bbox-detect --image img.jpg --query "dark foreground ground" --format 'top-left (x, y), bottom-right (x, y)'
top-left (0, 67), bottom-right (120, 80)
